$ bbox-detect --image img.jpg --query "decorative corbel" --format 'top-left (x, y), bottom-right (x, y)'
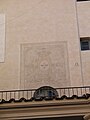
top-left (84, 114), bottom-right (90, 120)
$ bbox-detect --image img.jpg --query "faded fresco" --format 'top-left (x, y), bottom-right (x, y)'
top-left (20, 42), bottom-right (70, 89)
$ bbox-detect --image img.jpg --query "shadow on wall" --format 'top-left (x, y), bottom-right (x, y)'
top-left (34, 116), bottom-right (84, 120)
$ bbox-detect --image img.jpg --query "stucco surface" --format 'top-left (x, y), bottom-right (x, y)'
top-left (0, 0), bottom-right (83, 90)
top-left (77, 2), bottom-right (90, 86)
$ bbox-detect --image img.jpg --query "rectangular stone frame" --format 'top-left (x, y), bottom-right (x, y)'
top-left (20, 41), bottom-right (70, 89)
top-left (0, 14), bottom-right (5, 62)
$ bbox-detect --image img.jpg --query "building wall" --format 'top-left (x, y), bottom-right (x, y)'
top-left (0, 0), bottom-right (83, 90)
top-left (77, 1), bottom-right (90, 86)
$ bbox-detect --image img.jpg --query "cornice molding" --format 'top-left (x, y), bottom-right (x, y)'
top-left (0, 99), bottom-right (90, 119)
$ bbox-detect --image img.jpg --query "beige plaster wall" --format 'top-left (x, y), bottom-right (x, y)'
top-left (0, 0), bottom-right (82, 90)
top-left (77, 2), bottom-right (90, 86)
top-left (0, 14), bottom-right (5, 62)
top-left (77, 1), bottom-right (90, 37)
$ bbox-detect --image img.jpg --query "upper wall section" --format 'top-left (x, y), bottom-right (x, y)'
top-left (0, 0), bottom-right (83, 90)
top-left (77, 1), bottom-right (90, 37)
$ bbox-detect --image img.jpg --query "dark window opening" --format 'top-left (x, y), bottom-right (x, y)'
top-left (34, 86), bottom-right (58, 99)
top-left (80, 37), bottom-right (90, 51)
